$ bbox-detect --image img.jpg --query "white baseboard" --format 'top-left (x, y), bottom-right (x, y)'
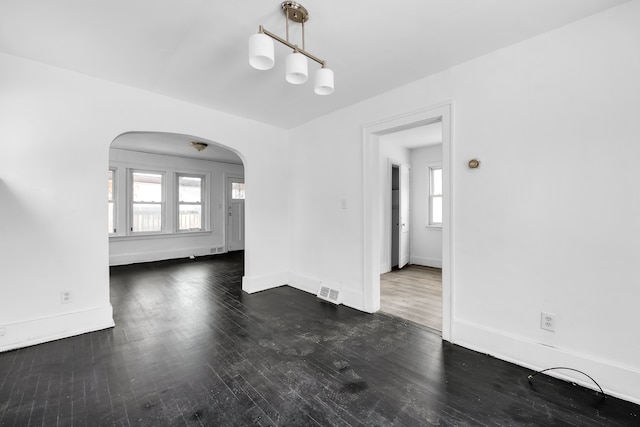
top-left (287, 272), bottom-right (365, 311)
top-left (110, 247), bottom-right (224, 266)
top-left (288, 272), bottom-right (322, 294)
top-left (242, 272), bottom-right (288, 294)
top-left (454, 319), bottom-right (640, 405)
top-left (0, 305), bottom-right (114, 353)
top-left (340, 288), bottom-right (365, 312)
top-left (410, 256), bottom-right (442, 268)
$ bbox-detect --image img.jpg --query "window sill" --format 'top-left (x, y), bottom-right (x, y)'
top-left (109, 230), bottom-right (211, 241)
top-left (426, 225), bottom-right (443, 230)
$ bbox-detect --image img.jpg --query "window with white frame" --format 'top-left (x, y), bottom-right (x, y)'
top-left (177, 174), bottom-right (204, 231)
top-left (231, 182), bottom-right (245, 200)
top-left (108, 169), bottom-right (116, 234)
top-left (429, 165), bottom-right (443, 226)
top-left (131, 171), bottom-right (164, 233)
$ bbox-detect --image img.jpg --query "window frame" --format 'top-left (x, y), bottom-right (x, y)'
top-left (428, 164), bottom-right (443, 227)
top-left (108, 168), bottom-right (117, 235)
top-left (129, 169), bottom-right (166, 235)
top-left (175, 173), bottom-right (206, 232)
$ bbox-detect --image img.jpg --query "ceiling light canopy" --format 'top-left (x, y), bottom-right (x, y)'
top-left (190, 141), bottom-right (208, 152)
top-left (249, 2), bottom-right (334, 95)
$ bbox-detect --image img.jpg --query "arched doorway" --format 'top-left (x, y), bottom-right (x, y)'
top-left (107, 131), bottom-right (245, 266)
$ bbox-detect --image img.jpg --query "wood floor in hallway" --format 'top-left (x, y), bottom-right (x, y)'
top-left (380, 264), bottom-right (442, 331)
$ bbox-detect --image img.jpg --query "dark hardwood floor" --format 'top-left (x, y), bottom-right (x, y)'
top-left (1, 252), bottom-right (638, 426)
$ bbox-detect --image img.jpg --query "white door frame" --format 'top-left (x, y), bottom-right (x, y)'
top-left (398, 163), bottom-right (411, 269)
top-left (225, 174), bottom-right (245, 252)
top-left (362, 103), bottom-right (453, 341)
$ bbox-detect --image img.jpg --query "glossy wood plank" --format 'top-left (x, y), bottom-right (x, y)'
top-left (0, 252), bottom-right (638, 426)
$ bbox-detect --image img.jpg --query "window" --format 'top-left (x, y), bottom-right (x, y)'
top-left (131, 171), bottom-right (164, 233)
top-left (109, 166), bottom-right (212, 237)
top-left (429, 166), bottom-right (442, 226)
top-left (177, 174), bottom-right (204, 231)
top-left (231, 182), bottom-right (245, 200)
top-left (108, 169), bottom-right (116, 234)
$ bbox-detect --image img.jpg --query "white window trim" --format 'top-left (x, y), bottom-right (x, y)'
top-left (175, 173), bottom-right (206, 232)
top-left (108, 167), bottom-right (117, 235)
top-left (129, 169), bottom-right (166, 235)
top-left (428, 163), bottom-right (443, 228)
top-left (109, 162), bottom-right (213, 239)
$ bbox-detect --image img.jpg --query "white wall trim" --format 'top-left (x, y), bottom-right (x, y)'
top-left (362, 102), bottom-right (453, 339)
top-left (0, 305), bottom-right (114, 353)
top-left (288, 272), bottom-right (322, 295)
top-left (454, 319), bottom-right (640, 406)
top-left (410, 256), bottom-right (442, 268)
top-left (110, 246), bottom-right (223, 266)
top-left (380, 263), bottom-right (390, 274)
top-left (287, 272), bottom-right (364, 311)
top-left (242, 272), bottom-right (288, 294)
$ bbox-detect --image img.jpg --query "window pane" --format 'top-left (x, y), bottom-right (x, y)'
top-left (108, 201), bottom-right (114, 233)
top-left (133, 172), bottom-right (162, 202)
top-left (132, 203), bottom-right (162, 232)
top-left (178, 176), bottom-right (202, 203)
top-left (232, 182), bottom-right (245, 200)
top-left (432, 196), bottom-right (443, 224)
top-left (108, 170), bottom-right (115, 234)
top-left (108, 170), bottom-right (114, 201)
top-left (432, 168), bottom-right (442, 196)
top-left (179, 205), bottom-right (202, 230)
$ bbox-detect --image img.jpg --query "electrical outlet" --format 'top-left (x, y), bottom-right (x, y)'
top-left (0, 327), bottom-right (6, 336)
top-left (541, 312), bottom-right (556, 332)
top-left (60, 290), bottom-right (72, 304)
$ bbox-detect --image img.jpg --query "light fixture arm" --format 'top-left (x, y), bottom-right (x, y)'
top-left (258, 25), bottom-right (326, 68)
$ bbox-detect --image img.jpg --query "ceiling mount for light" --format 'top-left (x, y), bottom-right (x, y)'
top-left (249, 1), bottom-right (334, 95)
top-left (281, 1), bottom-right (308, 23)
top-left (190, 141), bottom-right (208, 152)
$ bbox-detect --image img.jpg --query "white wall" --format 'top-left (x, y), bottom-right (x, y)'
top-left (2, 0), bottom-right (640, 406)
top-left (410, 144), bottom-right (443, 268)
top-left (108, 148), bottom-right (243, 265)
top-left (0, 52), bottom-right (289, 352)
top-left (288, 2), bottom-right (640, 404)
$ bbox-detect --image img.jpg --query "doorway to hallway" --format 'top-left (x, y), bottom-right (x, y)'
top-left (380, 265), bottom-right (442, 331)
top-left (363, 103), bottom-right (451, 337)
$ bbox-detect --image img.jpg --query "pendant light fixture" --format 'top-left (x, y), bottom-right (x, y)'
top-left (248, 2), bottom-right (334, 95)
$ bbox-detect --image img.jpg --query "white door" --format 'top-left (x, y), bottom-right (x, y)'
top-left (226, 177), bottom-right (245, 251)
top-left (398, 164), bottom-right (411, 268)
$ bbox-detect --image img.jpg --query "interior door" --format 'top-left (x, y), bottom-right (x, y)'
top-left (398, 164), bottom-right (411, 268)
top-left (226, 176), bottom-right (245, 252)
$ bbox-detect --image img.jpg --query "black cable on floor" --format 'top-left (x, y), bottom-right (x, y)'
top-left (528, 367), bottom-right (606, 399)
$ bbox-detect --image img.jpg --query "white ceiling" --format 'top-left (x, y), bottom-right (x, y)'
top-left (0, 0), bottom-right (627, 130)
top-left (111, 132), bottom-right (243, 164)
top-left (380, 121), bottom-right (443, 150)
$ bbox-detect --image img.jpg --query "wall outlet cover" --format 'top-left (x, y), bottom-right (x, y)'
top-left (541, 312), bottom-right (556, 332)
top-left (61, 290), bottom-right (73, 304)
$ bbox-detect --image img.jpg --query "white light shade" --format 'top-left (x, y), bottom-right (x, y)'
top-left (249, 33), bottom-right (274, 70)
top-left (285, 52), bottom-right (308, 84)
top-left (314, 67), bottom-right (334, 95)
